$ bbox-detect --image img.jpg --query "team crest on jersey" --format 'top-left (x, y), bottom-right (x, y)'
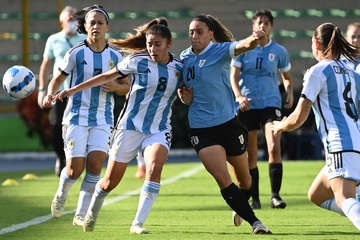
top-left (199, 60), bottom-right (206, 67)
top-left (268, 53), bottom-right (275, 61)
top-left (108, 59), bottom-right (115, 69)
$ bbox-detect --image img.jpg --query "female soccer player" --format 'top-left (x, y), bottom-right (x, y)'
top-left (230, 9), bottom-right (293, 209)
top-left (178, 14), bottom-right (271, 234)
top-left (272, 22), bottom-right (360, 231)
top-left (43, 5), bottom-right (129, 226)
top-left (55, 17), bottom-right (183, 234)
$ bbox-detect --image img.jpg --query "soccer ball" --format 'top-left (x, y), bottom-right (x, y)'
top-left (2, 65), bottom-right (36, 99)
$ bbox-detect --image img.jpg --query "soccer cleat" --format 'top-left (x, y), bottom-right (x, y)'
top-left (232, 211), bottom-right (242, 226)
top-left (130, 223), bottom-right (149, 234)
top-left (51, 195), bottom-right (66, 218)
top-left (270, 196), bottom-right (287, 209)
top-left (251, 199), bottom-right (262, 209)
top-left (83, 213), bottom-right (97, 232)
top-left (73, 215), bottom-right (84, 226)
top-left (135, 166), bottom-right (146, 179)
top-left (252, 221), bottom-right (272, 234)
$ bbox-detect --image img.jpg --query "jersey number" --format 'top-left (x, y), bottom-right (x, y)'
top-left (256, 58), bottom-right (263, 69)
top-left (343, 82), bottom-right (359, 121)
top-left (186, 66), bottom-right (195, 81)
top-left (157, 77), bottom-right (168, 91)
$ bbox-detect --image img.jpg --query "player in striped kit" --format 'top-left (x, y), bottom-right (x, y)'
top-left (43, 5), bottom-right (130, 226)
top-left (55, 17), bottom-right (183, 234)
top-left (272, 22), bottom-right (360, 231)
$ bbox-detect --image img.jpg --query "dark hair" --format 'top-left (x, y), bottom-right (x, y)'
top-left (253, 9), bottom-right (274, 26)
top-left (314, 22), bottom-right (360, 63)
top-left (192, 14), bottom-right (234, 42)
top-left (109, 17), bottom-right (171, 53)
top-left (74, 5), bottom-right (109, 34)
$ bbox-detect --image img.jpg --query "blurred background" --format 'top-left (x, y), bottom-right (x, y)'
top-left (0, 0), bottom-right (359, 160)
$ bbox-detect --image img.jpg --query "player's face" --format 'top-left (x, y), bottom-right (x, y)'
top-left (146, 33), bottom-right (172, 64)
top-left (253, 16), bottom-right (273, 38)
top-left (84, 11), bottom-right (109, 41)
top-left (189, 20), bottom-right (213, 54)
top-left (346, 26), bottom-right (360, 47)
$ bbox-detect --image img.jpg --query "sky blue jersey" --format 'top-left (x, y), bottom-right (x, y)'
top-left (116, 51), bottom-right (183, 134)
top-left (181, 41), bottom-right (238, 128)
top-left (231, 40), bottom-right (291, 109)
top-left (60, 41), bottom-right (124, 126)
top-left (302, 59), bottom-right (360, 153)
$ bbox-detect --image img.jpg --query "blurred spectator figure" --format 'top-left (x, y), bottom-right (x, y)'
top-left (37, 6), bottom-right (86, 176)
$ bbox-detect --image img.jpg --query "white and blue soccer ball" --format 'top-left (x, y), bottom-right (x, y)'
top-left (2, 65), bottom-right (36, 99)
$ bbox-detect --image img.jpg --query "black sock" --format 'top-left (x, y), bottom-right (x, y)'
top-left (250, 167), bottom-right (259, 201)
top-left (269, 163), bottom-right (283, 198)
top-left (221, 183), bottom-right (259, 225)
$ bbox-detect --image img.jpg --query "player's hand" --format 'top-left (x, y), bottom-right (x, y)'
top-left (37, 90), bottom-right (46, 108)
top-left (42, 94), bottom-right (55, 108)
top-left (271, 117), bottom-right (287, 136)
top-left (101, 80), bottom-right (117, 92)
top-left (236, 96), bottom-right (251, 112)
top-left (54, 89), bottom-right (75, 101)
top-left (177, 86), bottom-right (193, 105)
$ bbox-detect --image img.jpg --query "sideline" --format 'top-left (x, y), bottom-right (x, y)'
top-left (0, 164), bottom-right (204, 235)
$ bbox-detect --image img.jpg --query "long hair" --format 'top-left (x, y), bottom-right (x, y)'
top-left (192, 14), bottom-right (234, 43)
top-left (109, 17), bottom-right (170, 53)
top-left (314, 22), bottom-right (360, 63)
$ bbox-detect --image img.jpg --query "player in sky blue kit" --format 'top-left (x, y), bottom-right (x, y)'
top-left (43, 5), bottom-right (130, 227)
top-left (38, 6), bottom-right (86, 177)
top-left (56, 17), bottom-right (183, 234)
top-left (272, 22), bottom-right (360, 231)
top-left (230, 9), bottom-right (293, 210)
top-left (178, 14), bottom-right (271, 234)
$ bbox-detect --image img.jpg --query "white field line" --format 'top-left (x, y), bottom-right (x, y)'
top-left (0, 164), bottom-right (204, 235)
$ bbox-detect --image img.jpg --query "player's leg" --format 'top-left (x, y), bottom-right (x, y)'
top-left (51, 124), bottom-right (87, 218)
top-left (135, 152), bottom-right (146, 179)
top-left (247, 130), bottom-right (261, 209)
top-left (264, 121), bottom-right (286, 208)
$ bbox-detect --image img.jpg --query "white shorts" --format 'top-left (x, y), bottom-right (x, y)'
top-left (324, 151), bottom-right (360, 183)
top-left (62, 124), bottom-right (112, 158)
top-left (108, 129), bottom-right (172, 163)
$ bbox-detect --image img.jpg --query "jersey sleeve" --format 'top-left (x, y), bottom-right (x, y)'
top-left (301, 67), bottom-right (325, 102)
top-left (278, 46), bottom-right (291, 72)
top-left (58, 50), bottom-right (74, 76)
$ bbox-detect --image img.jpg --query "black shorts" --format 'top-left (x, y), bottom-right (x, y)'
top-left (237, 107), bottom-right (282, 131)
top-left (189, 117), bottom-right (248, 156)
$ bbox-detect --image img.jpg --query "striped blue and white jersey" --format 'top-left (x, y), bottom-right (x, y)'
top-left (302, 59), bottom-right (360, 153)
top-left (341, 56), bottom-right (360, 71)
top-left (231, 40), bottom-right (291, 109)
top-left (180, 41), bottom-right (238, 128)
top-left (59, 41), bottom-right (124, 126)
top-left (116, 51), bottom-right (183, 134)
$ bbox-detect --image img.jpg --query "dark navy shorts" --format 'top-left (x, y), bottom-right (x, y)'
top-left (189, 117), bottom-right (248, 156)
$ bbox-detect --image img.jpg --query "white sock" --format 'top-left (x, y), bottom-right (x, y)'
top-left (56, 168), bottom-right (77, 200)
top-left (132, 181), bottom-right (160, 226)
top-left (75, 172), bottom-right (100, 217)
top-left (320, 197), bottom-right (345, 216)
top-left (87, 180), bottom-right (109, 218)
top-left (342, 198), bottom-right (360, 230)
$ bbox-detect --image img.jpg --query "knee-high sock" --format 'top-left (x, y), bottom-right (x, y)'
top-left (269, 163), bottom-right (283, 198)
top-left (342, 198), bottom-right (360, 230)
top-left (75, 172), bottom-right (100, 217)
top-left (320, 197), bottom-right (345, 216)
top-left (250, 167), bottom-right (259, 200)
top-left (87, 181), bottom-right (109, 218)
top-left (132, 181), bottom-right (160, 226)
top-left (221, 183), bottom-right (259, 226)
top-left (56, 168), bottom-right (77, 200)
